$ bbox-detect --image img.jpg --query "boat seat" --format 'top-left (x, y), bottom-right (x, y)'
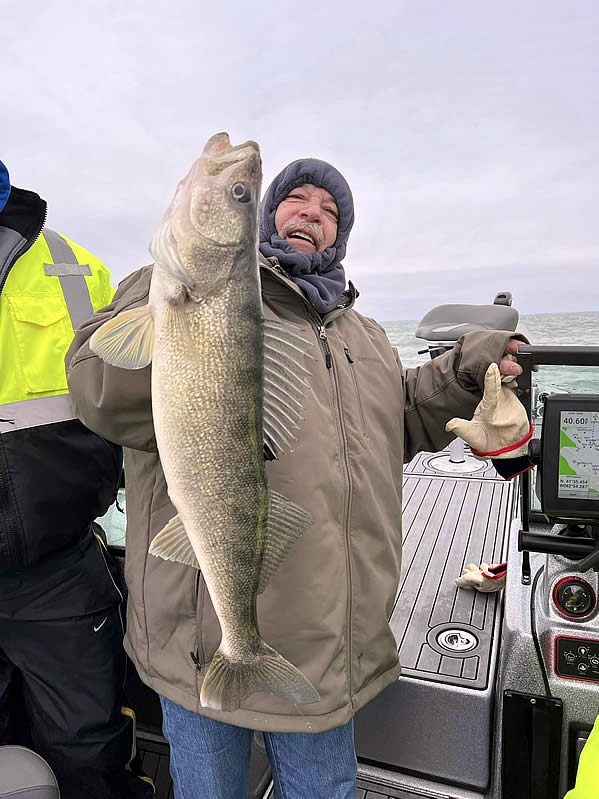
top-left (415, 301), bottom-right (519, 342)
top-left (0, 746), bottom-right (59, 798)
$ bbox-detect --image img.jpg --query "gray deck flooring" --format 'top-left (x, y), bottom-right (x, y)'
top-left (389, 457), bottom-right (514, 688)
top-left (356, 783), bottom-right (403, 798)
top-left (138, 739), bottom-right (417, 798)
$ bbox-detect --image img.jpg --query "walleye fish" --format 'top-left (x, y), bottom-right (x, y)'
top-left (89, 132), bottom-right (319, 712)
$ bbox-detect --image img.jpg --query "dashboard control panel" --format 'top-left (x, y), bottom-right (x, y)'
top-left (555, 636), bottom-right (599, 682)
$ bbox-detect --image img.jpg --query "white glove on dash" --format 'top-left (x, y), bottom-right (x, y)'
top-left (456, 562), bottom-right (507, 592)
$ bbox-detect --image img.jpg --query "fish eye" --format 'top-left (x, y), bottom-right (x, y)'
top-left (231, 183), bottom-right (251, 203)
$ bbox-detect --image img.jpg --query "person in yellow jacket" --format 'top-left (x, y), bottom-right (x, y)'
top-left (0, 159), bottom-right (153, 798)
top-left (564, 715), bottom-right (599, 799)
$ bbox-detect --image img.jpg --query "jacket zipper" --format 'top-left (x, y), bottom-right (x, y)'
top-left (0, 440), bottom-right (22, 566)
top-left (344, 346), bottom-right (367, 436)
top-left (191, 571), bottom-right (206, 670)
top-left (265, 265), bottom-right (355, 707)
top-left (319, 325), bottom-right (332, 368)
top-left (0, 204), bottom-right (48, 567)
top-left (326, 340), bottom-right (355, 708)
top-left (0, 205), bottom-right (47, 296)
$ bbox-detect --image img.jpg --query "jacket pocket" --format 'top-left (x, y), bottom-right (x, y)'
top-left (344, 344), bottom-right (368, 436)
top-left (192, 571), bottom-right (205, 666)
top-left (193, 572), bottom-right (221, 670)
top-left (6, 294), bottom-right (71, 394)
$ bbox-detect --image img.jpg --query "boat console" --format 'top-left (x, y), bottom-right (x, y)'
top-left (354, 308), bottom-right (599, 799)
top-left (498, 381), bottom-right (599, 798)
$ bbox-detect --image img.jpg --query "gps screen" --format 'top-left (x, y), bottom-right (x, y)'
top-left (558, 411), bottom-right (599, 501)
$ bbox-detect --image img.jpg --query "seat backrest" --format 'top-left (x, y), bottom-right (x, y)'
top-left (0, 746), bottom-right (59, 798)
top-left (415, 303), bottom-right (519, 342)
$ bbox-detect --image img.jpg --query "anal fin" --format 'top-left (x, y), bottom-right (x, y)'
top-left (258, 491), bottom-right (313, 594)
top-left (149, 514), bottom-right (199, 568)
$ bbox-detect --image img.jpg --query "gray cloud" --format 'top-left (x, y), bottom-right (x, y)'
top-left (358, 262), bottom-right (597, 321)
top-left (3, 0), bottom-right (597, 318)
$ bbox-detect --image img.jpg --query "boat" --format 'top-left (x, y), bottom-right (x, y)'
top-left (95, 294), bottom-right (599, 798)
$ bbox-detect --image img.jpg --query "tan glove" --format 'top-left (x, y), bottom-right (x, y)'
top-left (456, 562), bottom-right (507, 592)
top-left (445, 363), bottom-right (532, 458)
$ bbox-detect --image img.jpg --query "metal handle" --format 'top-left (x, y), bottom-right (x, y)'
top-left (519, 531), bottom-right (596, 558)
top-left (517, 345), bottom-right (599, 366)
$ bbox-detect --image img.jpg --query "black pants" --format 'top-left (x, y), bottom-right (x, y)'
top-left (0, 532), bottom-right (153, 798)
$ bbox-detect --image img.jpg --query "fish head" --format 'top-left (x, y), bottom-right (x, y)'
top-left (150, 132), bottom-right (262, 298)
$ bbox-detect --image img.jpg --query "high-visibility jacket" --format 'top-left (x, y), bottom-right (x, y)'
top-left (0, 186), bottom-right (122, 571)
top-left (564, 715), bottom-right (599, 799)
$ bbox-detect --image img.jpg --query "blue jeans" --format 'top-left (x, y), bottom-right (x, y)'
top-left (160, 696), bottom-right (357, 799)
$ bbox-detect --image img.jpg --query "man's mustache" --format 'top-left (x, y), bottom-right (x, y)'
top-left (279, 219), bottom-right (324, 250)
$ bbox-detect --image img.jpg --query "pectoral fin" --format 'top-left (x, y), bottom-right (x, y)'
top-left (90, 307), bottom-right (154, 369)
top-left (149, 514), bottom-right (200, 568)
top-left (258, 491), bottom-right (313, 594)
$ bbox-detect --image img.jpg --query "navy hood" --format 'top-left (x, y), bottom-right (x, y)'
top-left (259, 158), bottom-right (354, 313)
top-left (0, 160), bottom-right (10, 213)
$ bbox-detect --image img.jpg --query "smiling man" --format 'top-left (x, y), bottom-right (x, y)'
top-left (274, 184), bottom-right (339, 253)
top-left (66, 155), bottom-right (526, 799)
top-left (259, 159), bottom-right (355, 316)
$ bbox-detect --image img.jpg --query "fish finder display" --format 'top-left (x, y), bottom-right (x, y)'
top-left (558, 411), bottom-right (599, 501)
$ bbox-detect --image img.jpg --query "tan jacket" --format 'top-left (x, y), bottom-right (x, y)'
top-left (66, 259), bottom-right (517, 733)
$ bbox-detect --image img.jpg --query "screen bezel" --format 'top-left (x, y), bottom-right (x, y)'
top-left (540, 394), bottom-right (599, 521)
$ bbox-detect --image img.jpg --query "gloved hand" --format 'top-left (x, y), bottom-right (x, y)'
top-left (456, 562), bottom-right (507, 592)
top-left (445, 363), bottom-right (532, 458)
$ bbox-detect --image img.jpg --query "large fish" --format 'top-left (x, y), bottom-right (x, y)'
top-left (89, 132), bottom-right (319, 712)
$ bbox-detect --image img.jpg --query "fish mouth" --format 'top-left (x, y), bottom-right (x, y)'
top-left (183, 134), bottom-right (261, 247)
top-left (199, 134), bottom-right (260, 179)
top-left (202, 132), bottom-right (259, 158)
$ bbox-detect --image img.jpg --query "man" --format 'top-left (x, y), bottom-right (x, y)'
top-left (0, 160), bottom-right (153, 799)
top-left (65, 155), bottom-right (526, 799)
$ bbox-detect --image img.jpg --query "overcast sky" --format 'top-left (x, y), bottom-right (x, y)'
top-left (3, 0), bottom-right (597, 320)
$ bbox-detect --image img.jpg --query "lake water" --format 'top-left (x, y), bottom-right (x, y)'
top-left (383, 311), bottom-right (599, 397)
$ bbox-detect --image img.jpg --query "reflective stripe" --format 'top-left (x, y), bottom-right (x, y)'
top-left (44, 261), bottom-right (92, 277)
top-left (43, 229), bottom-right (94, 330)
top-left (0, 394), bottom-right (75, 434)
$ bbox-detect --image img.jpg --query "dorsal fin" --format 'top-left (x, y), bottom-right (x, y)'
top-left (263, 319), bottom-right (313, 457)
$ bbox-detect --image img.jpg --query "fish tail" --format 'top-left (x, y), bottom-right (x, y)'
top-left (200, 643), bottom-right (319, 712)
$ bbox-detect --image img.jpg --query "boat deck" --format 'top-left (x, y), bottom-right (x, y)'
top-left (138, 737), bottom-right (174, 799)
top-left (137, 733), bottom-right (272, 798)
top-left (354, 450), bottom-right (514, 793)
top-left (392, 456), bottom-right (512, 688)
top-left (137, 735), bottom-right (440, 798)
top-left (356, 784), bottom-right (415, 799)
